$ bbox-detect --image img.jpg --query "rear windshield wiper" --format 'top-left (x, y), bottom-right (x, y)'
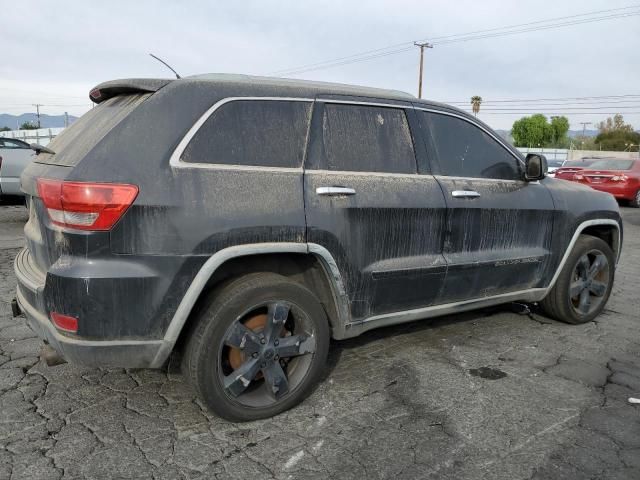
top-left (30, 143), bottom-right (55, 155)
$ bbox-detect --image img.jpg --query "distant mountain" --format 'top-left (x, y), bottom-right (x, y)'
top-left (568, 129), bottom-right (598, 138)
top-left (0, 113), bottom-right (78, 130)
top-left (495, 129), bottom-right (512, 141)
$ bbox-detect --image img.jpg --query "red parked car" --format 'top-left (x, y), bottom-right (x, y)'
top-left (554, 157), bottom-right (601, 180)
top-left (564, 158), bottom-right (640, 207)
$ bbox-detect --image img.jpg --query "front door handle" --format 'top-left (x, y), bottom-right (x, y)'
top-left (451, 190), bottom-right (481, 199)
top-left (316, 186), bottom-right (356, 196)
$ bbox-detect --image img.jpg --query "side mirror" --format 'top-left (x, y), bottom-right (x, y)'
top-left (524, 153), bottom-right (548, 181)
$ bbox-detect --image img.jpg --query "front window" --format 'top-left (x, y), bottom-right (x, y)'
top-left (419, 111), bottom-right (521, 180)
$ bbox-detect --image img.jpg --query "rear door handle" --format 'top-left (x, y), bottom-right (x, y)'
top-left (451, 190), bottom-right (481, 199)
top-left (316, 186), bottom-right (356, 196)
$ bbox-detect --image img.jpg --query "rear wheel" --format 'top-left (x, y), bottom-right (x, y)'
top-left (183, 273), bottom-right (329, 421)
top-left (630, 189), bottom-right (640, 208)
top-left (541, 235), bottom-right (615, 324)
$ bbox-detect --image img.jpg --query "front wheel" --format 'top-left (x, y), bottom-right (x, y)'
top-left (540, 235), bottom-right (615, 324)
top-left (182, 273), bottom-right (330, 421)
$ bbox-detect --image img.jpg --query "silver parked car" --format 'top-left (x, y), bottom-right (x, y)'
top-left (0, 138), bottom-right (33, 197)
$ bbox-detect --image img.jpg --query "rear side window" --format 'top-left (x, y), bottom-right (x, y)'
top-left (420, 111), bottom-right (521, 180)
top-left (43, 94), bottom-right (150, 166)
top-left (322, 104), bottom-right (416, 173)
top-left (181, 100), bottom-right (312, 168)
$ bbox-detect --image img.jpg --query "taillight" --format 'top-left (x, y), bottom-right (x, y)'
top-left (50, 312), bottom-right (78, 333)
top-left (36, 179), bottom-right (138, 231)
top-left (611, 175), bottom-right (628, 182)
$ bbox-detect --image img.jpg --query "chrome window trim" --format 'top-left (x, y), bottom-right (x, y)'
top-left (317, 98), bottom-right (410, 109)
top-left (414, 106), bottom-right (525, 166)
top-left (169, 96), bottom-right (314, 169)
top-left (434, 175), bottom-right (529, 184)
top-left (306, 169), bottom-right (420, 178)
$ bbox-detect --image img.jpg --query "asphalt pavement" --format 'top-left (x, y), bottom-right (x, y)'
top-left (1, 203), bottom-right (639, 480)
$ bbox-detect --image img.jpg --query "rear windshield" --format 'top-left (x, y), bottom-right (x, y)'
top-left (38, 94), bottom-right (150, 166)
top-left (588, 159), bottom-right (635, 171)
top-left (562, 159), bottom-right (597, 168)
top-left (548, 160), bottom-right (564, 168)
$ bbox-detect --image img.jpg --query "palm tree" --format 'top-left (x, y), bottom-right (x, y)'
top-left (471, 96), bottom-right (482, 117)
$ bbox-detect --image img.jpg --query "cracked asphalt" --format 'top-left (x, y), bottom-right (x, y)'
top-left (1, 203), bottom-right (639, 480)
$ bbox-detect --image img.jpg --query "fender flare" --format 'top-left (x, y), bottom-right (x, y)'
top-left (150, 242), bottom-right (349, 367)
top-left (544, 218), bottom-right (621, 293)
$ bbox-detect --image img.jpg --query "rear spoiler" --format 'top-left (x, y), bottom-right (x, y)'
top-left (89, 78), bottom-right (173, 104)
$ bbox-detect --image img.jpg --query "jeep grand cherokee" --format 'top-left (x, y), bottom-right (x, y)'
top-left (14, 74), bottom-right (622, 421)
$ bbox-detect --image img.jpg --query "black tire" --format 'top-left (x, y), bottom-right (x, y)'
top-left (541, 235), bottom-right (615, 324)
top-left (182, 272), bottom-right (330, 422)
top-left (630, 189), bottom-right (640, 208)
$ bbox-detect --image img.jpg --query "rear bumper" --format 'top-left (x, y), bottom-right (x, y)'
top-left (579, 183), bottom-right (637, 200)
top-left (14, 248), bottom-right (166, 368)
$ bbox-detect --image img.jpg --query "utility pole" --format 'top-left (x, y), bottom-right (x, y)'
top-left (579, 121), bottom-right (592, 149)
top-left (64, 112), bottom-right (69, 128)
top-left (414, 42), bottom-right (433, 99)
top-left (32, 103), bottom-right (43, 128)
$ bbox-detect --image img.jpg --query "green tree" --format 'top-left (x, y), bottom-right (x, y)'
top-left (0, 126), bottom-right (11, 132)
top-left (550, 116), bottom-right (570, 144)
top-left (19, 121), bottom-right (38, 130)
top-left (593, 114), bottom-right (638, 151)
top-left (597, 114), bottom-right (634, 134)
top-left (595, 130), bottom-right (640, 151)
top-left (470, 96), bottom-right (482, 117)
top-left (511, 114), bottom-right (570, 148)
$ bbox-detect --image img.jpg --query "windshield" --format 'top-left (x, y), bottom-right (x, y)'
top-left (588, 159), bottom-right (635, 171)
top-left (548, 160), bottom-right (564, 168)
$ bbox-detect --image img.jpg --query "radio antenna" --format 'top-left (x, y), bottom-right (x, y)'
top-left (149, 53), bottom-right (181, 79)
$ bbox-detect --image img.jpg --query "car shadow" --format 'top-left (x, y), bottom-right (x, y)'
top-left (323, 302), bottom-right (540, 380)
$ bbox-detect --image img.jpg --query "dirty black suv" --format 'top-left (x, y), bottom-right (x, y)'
top-left (14, 74), bottom-right (622, 421)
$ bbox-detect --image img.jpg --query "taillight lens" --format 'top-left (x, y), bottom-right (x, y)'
top-left (611, 175), bottom-right (628, 182)
top-left (50, 312), bottom-right (78, 333)
top-left (36, 179), bottom-right (138, 231)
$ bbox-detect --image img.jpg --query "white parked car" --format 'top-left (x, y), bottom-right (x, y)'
top-left (0, 138), bottom-right (34, 198)
top-left (546, 159), bottom-right (565, 177)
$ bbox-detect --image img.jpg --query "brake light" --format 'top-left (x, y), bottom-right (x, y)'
top-left (611, 175), bottom-right (628, 182)
top-left (36, 179), bottom-right (138, 231)
top-left (50, 312), bottom-right (78, 333)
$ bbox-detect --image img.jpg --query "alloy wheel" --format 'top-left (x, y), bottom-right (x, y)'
top-left (218, 301), bottom-right (316, 408)
top-left (569, 249), bottom-right (610, 316)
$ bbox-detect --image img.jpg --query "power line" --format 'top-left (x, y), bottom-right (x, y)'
top-left (462, 105), bottom-right (640, 112)
top-left (271, 5), bottom-right (640, 76)
top-left (445, 94), bottom-right (640, 104)
top-left (0, 103), bottom-right (90, 107)
top-left (460, 111), bottom-right (640, 115)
